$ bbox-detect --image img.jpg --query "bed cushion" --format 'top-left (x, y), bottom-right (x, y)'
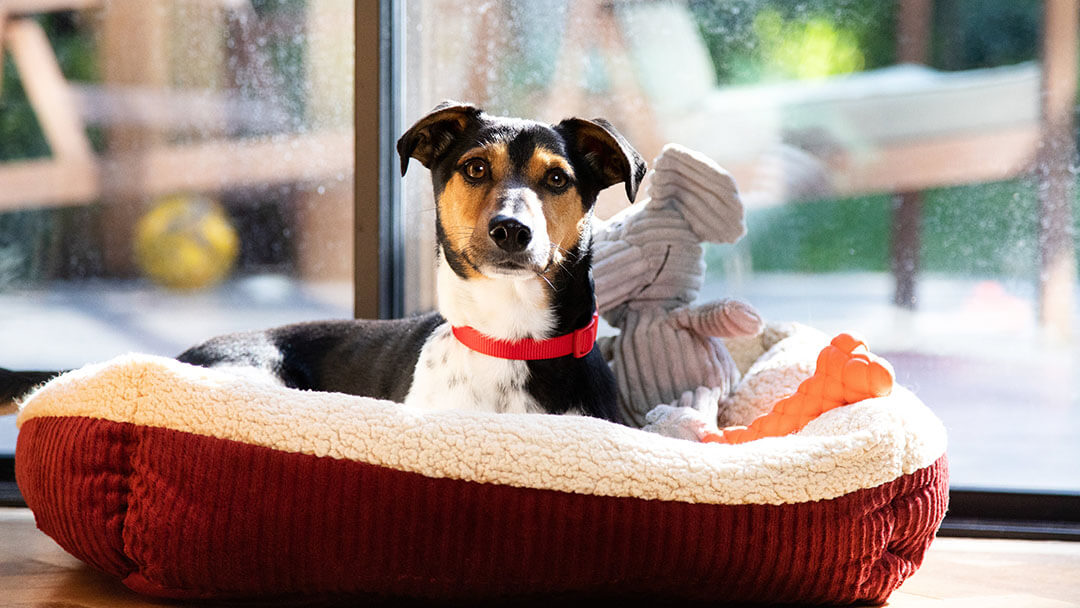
top-left (14, 329), bottom-right (948, 604)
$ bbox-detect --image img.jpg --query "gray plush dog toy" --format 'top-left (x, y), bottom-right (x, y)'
top-left (593, 144), bottom-right (764, 429)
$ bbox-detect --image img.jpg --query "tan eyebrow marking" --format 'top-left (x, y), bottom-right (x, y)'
top-left (526, 148), bottom-right (576, 183)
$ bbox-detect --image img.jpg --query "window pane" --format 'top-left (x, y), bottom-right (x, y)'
top-left (401, 0), bottom-right (1078, 491)
top-left (0, 1), bottom-right (354, 454)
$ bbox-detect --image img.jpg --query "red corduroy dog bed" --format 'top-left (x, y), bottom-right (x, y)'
top-left (15, 331), bottom-right (948, 605)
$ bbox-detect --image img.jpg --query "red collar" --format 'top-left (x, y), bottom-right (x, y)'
top-left (451, 311), bottom-right (600, 360)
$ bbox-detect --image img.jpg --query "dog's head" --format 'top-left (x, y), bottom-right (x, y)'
top-left (398, 102), bottom-right (646, 281)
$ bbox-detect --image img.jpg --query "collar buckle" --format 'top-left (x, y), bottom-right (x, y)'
top-left (571, 311), bottom-right (600, 358)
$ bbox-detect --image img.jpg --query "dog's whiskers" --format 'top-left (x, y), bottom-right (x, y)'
top-left (546, 245), bottom-right (574, 280)
top-left (534, 269), bottom-right (556, 291)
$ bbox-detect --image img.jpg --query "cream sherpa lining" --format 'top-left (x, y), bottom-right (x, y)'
top-left (16, 351), bottom-right (946, 507)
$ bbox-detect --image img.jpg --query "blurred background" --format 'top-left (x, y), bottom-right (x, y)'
top-left (1, 1), bottom-right (355, 360)
top-left (1, 0), bottom-right (1077, 492)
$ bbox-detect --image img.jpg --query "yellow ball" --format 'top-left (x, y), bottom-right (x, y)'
top-left (134, 195), bottom-right (240, 290)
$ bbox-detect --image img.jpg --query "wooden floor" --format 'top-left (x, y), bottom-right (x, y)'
top-left (3, 507), bottom-right (1078, 607)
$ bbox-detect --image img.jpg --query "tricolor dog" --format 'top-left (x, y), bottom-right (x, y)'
top-left (1, 102), bottom-right (646, 421)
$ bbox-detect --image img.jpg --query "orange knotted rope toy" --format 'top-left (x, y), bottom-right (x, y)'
top-left (704, 333), bottom-right (895, 444)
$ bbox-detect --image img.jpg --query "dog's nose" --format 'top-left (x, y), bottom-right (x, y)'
top-left (488, 216), bottom-right (532, 253)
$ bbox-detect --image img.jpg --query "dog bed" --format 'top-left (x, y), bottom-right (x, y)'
top-left (14, 324), bottom-right (948, 605)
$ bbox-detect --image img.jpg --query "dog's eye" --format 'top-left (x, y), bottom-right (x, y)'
top-left (462, 158), bottom-right (488, 182)
top-left (545, 168), bottom-right (570, 191)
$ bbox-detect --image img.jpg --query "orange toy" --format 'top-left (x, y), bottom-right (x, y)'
top-left (703, 333), bottom-right (894, 444)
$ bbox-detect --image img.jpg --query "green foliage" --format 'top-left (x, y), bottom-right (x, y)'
top-left (689, 2), bottom-right (1057, 282)
top-left (250, 0), bottom-right (301, 15)
top-left (933, 0), bottom-right (1039, 70)
top-left (687, 0), bottom-right (895, 85)
top-left (0, 13), bottom-right (99, 162)
top-left (751, 9), bottom-right (866, 80)
top-left (0, 13), bottom-right (101, 285)
top-left (231, 0), bottom-right (309, 134)
top-left (0, 211), bottom-right (53, 285)
top-left (0, 54), bottom-right (50, 161)
top-left (712, 179), bottom-right (1080, 280)
top-left (740, 195), bottom-right (891, 273)
top-left (919, 180), bottom-right (1042, 278)
top-left (688, 0), bottom-right (1040, 85)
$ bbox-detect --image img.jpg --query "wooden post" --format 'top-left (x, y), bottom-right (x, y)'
top-left (0, 10), bottom-right (8, 91)
top-left (462, 0), bottom-right (508, 108)
top-left (170, 0), bottom-right (227, 138)
top-left (891, 0), bottom-right (932, 309)
top-left (1037, 0), bottom-right (1078, 340)
top-left (890, 191), bottom-right (922, 308)
top-left (6, 18), bottom-right (94, 164)
top-left (98, 0), bottom-right (170, 276)
top-left (296, 0), bottom-right (354, 286)
top-left (541, 0), bottom-right (661, 218)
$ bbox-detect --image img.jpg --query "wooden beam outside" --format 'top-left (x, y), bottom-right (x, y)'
top-left (68, 83), bottom-right (290, 132)
top-left (0, 10), bottom-right (8, 92)
top-left (6, 18), bottom-right (94, 163)
top-left (892, 0), bottom-right (933, 309)
top-left (722, 126), bottom-right (1040, 201)
top-left (4, 0), bottom-right (242, 15)
top-left (0, 125), bottom-right (1033, 218)
top-left (0, 130), bottom-right (352, 211)
top-left (97, 0), bottom-right (170, 276)
top-left (1037, 0), bottom-right (1078, 339)
top-left (4, 0), bottom-right (103, 16)
top-left (897, 0), bottom-right (933, 64)
top-left (295, 0), bottom-right (354, 285)
top-left (0, 159), bottom-right (99, 210)
top-left (890, 191), bottom-right (922, 308)
top-left (102, 131), bottom-right (353, 198)
top-left (837, 127), bottom-right (1039, 194)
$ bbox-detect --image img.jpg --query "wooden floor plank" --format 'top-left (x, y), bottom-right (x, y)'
top-left (3, 508), bottom-right (1078, 607)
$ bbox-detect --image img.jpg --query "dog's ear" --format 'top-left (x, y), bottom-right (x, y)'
top-left (397, 101), bottom-right (483, 176)
top-left (557, 117), bottom-right (647, 203)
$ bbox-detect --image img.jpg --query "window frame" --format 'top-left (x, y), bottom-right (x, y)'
top-left (354, 0), bottom-right (405, 320)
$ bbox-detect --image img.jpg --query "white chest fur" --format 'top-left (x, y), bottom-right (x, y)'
top-left (403, 260), bottom-right (554, 413)
top-left (434, 261), bottom-right (554, 340)
top-left (404, 324), bottom-right (541, 413)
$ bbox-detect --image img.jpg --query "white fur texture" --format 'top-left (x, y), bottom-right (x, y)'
top-left (405, 324), bottom-right (541, 414)
top-left (403, 258), bottom-right (555, 413)
top-left (17, 323), bottom-right (947, 507)
top-left (434, 259), bottom-right (554, 340)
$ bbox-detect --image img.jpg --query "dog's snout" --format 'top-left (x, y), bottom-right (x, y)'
top-left (488, 216), bottom-right (532, 253)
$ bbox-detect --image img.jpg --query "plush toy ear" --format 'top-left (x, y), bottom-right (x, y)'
top-left (397, 101), bottom-right (483, 176)
top-left (556, 117), bottom-right (647, 203)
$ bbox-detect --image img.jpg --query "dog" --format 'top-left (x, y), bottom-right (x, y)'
top-left (1, 102), bottom-right (646, 421)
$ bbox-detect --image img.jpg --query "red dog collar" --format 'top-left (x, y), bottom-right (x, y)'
top-left (451, 311), bottom-right (600, 360)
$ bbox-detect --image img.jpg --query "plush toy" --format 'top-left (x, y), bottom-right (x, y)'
top-left (592, 143), bottom-right (764, 428)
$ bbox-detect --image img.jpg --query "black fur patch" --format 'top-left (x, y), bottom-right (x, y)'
top-left (525, 239), bottom-right (619, 421)
top-left (0, 369), bottom-right (60, 406)
top-left (178, 313), bottom-right (445, 403)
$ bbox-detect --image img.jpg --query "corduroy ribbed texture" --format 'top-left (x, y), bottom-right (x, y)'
top-left (591, 143), bottom-right (762, 427)
top-left (16, 415), bottom-right (948, 604)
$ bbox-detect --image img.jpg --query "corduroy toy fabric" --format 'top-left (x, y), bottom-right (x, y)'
top-left (14, 321), bottom-right (949, 605)
top-left (593, 143), bottom-right (764, 429)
